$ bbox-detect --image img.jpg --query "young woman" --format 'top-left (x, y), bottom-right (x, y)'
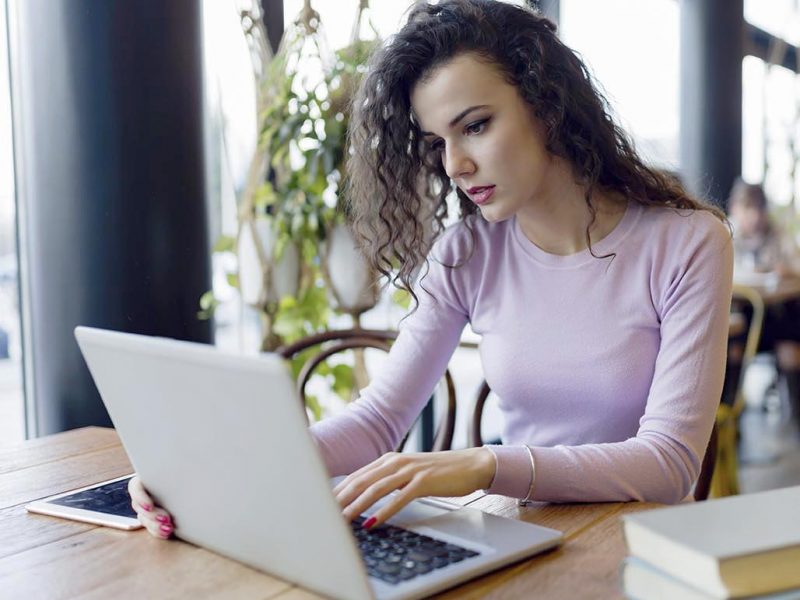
top-left (130, 0), bottom-right (733, 540)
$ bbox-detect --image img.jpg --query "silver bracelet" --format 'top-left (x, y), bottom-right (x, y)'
top-left (518, 445), bottom-right (536, 507)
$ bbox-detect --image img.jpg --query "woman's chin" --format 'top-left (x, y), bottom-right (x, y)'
top-left (477, 204), bottom-right (512, 223)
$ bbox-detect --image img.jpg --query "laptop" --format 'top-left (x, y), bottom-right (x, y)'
top-left (74, 326), bottom-right (562, 600)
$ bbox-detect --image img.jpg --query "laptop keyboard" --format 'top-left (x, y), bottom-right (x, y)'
top-left (351, 516), bottom-right (480, 585)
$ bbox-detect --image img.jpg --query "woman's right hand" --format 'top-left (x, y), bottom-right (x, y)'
top-left (128, 476), bottom-right (174, 539)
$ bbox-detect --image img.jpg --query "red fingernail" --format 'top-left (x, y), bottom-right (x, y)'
top-left (362, 517), bottom-right (376, 529)
top-left (160, 524), bottom-right (173, 534)
top-left (156, 515), bottom-right (170, 524)
top-left (141, 503), bottom-right (152, 512)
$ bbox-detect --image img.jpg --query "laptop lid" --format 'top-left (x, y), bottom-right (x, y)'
top-left (75, 326), bottom-right (374, 600)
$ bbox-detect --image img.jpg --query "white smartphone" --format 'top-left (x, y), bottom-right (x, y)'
top-left (26, 474), bottom-right (143, 530)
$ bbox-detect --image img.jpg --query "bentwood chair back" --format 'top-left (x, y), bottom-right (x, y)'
top-left (276, 328), bottom-right (456, 452)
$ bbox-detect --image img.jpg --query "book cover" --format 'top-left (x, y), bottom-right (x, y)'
top-left (622, 486), bottom-right (800, 598)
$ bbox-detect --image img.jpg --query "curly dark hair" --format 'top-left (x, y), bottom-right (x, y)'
top-left (345, 0), bottom-right (725, 307)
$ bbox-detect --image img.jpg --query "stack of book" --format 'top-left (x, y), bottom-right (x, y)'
top-left (621, 485), bottom-right (800, 599)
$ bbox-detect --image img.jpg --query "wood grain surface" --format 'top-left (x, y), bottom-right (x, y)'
top-left (3, 427), bottom-right (663, 599)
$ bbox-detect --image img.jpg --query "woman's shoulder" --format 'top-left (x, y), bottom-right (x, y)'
top-left (637, 202), bottom-right (732, 249)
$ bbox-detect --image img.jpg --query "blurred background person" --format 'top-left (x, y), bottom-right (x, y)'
top-left (728, 178), bottom-right (800, 278)
top-left (727, 177), bottom-right (800, 426)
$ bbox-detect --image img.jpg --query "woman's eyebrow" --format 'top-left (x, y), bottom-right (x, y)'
top-left (420, 105), bottom-right (490, 137)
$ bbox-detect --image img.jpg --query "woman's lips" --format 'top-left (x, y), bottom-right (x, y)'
top-left (467, 185), bottom-right (495, 205)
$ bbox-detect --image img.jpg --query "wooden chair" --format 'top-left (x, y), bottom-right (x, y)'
top-left (709, 284), bottom-right (766, 497)
top-left (276, 328), bottom-right (456, 452)
top-left (279, 323), bottom-right (740, 501)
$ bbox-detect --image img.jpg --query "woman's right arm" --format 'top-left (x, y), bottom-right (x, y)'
top-left (310, 289), bottom-right (469, 477)
top-left (311, 228), bottom-right (475, 476)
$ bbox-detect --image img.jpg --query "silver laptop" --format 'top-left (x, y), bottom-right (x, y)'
top-left (75, 326), bottom-right (562, 600)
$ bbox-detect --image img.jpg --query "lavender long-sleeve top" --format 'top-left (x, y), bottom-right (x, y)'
top-left (311, 201), bottom-right (733, 504)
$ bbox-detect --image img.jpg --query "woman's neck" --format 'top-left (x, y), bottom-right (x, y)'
top-left (515, 161), bottom-right (628, 256)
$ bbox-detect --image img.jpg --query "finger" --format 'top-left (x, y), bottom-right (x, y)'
top-left (335, 454), bottom-right (411, 507)
top-left (131, 501), bottom-right (160, 529)
top-left (332, 453), bottom-right (397, 497)
top-left (128, 477), bottom-right (175, 530)
top-left (365, 478), bottom-right (424, 528)
top-left (142, 515), bottom-right (174, 540)
top-left (341, 471), bottom-right (413, 521)
top-left (128, 476), bottom-right (154, 512)
top-left (336, 464), bottom-right (403, 511)
top-left (152, 508), bottom-right (174, 528)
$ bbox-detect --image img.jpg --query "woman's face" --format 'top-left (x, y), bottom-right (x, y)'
top-left (411, 52), bottom-right (554, 223)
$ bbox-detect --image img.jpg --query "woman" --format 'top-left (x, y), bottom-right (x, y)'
top-left (131, 0), bottom-right (732, 540)
top-left (728, 178), bottom-right (800, 419)
top-left (728, 178), bottom-right (799, 277)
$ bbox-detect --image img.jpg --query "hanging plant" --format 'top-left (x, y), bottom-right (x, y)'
top-left (202, 1), bottom-right (382, 413)
top-left (250, 1), bottom-right (379, 346)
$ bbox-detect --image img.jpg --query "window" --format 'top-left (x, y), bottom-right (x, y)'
top-left (560, 0), bottom-right (680, 169)
top-left (742, 56), bottom-right (799, 208)
top-left (742, 2), bottom-right (800, 211)
top-left (0, 0), bottom-right (24, 444)
top-left (282, 0), bottom-right (411, 49)
top-left (745, 0), bottom-right (800, 46)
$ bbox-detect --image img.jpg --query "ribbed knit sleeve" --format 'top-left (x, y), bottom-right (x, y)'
top-left (309, 227), bottom-right (471, 476)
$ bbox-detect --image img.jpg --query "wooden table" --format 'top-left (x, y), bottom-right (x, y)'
top-left (735, 275), bottom-right (800, 307)
top-left (1, 427), bottom-right (661, 599)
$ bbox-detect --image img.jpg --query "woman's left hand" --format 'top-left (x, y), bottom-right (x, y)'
top-left (333, 447), bottom-right (497, 529)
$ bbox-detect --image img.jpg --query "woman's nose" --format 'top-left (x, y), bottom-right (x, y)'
top-left (443, 145), bottom-right (476, 179)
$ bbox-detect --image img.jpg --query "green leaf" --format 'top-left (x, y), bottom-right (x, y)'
top-left (273, 235), bottom-right (289, 262)
top-left (213, 235), bottom-right (236, 253)
top-left (392, 288), bottom-right (412, 310)
top-left (331, 363), bottom-right (355, 402)
top-left (305, 393), bottom-right (323, 422)
top-left (288, 349), bottom-right (314, 380)
top-left (199, 290), bottom-right (217, 310)
top-left (279, 294), bottom-right (298, 311)
top-left (254, 182), bottom-right (279, 209)
top-left (197, 290), bottom-right (219, 320)
top-left (314, 360), bottom-right (332, 376)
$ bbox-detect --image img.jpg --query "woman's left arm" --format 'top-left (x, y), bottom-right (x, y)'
top-left (486, 217), bottom-right (734, 505)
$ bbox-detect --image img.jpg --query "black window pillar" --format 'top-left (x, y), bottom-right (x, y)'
top-left (8, 0), bottom-right (212, 436)
top-left (261, 0), bottom-right (284, 54)
top-left (680, 0), bottom-right (744, 209)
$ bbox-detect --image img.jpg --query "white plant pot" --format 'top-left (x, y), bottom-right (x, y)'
top-left (238, 218), bottom-right (301, 307)
top-left (324, 223), bottom-right (378, 314)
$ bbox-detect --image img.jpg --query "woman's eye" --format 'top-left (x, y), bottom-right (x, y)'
top-left (465, 119), bottom-right (489, 135)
